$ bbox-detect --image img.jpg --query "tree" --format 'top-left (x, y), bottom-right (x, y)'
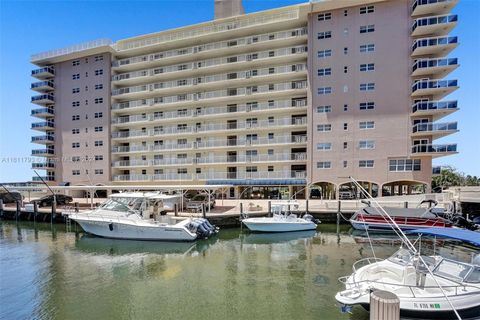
top-left (432, 166), bottom-right (480, 191)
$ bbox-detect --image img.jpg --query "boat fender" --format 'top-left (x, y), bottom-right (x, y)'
top-left (109, 223), bottom-right (114, 231)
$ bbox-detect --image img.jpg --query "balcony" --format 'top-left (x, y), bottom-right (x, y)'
top-left (112, 80), bottom-right (307, 112)
top-left (31, 66), bottom-right (54, 79)
top-left (112, 27), bottom-right (308, 71)
top-left (31, 108), bottom-right (54, 118)
top-left (31, 80), bottom-right (54, 92)
top-left (32, 176), bottom-right (55, 182)
top-left (411, 100), bottom-right (457, 119)
top-left (412, 36), bottom-right (458, 57)
top-left (412, 14), bottom-right (457, 37)
top-left (412, 58), bottom-right (458, 78)
top-left (411, 79), bottom-right (458, 99)
top-left (31, 121), bottom-right (54, 131)
top-left (111, 64), bottom-right (307, 99)
top-left (112, 170), bottom-right (307, 182)
top-left (31, 135), bottom-right (55, 144)
top-left (412, 0), bottom-right (458, 17)
top-left (32, 162), bottom-right (55, 170)
top-left (412, 121), bottom-right (458, 138)
top-left (112, 135), bottom-right (307, 152)
top-left (31, 94), bottom-right (54, 105)
top-left (411, 143), bottom-right (457, 157)
top-left (111, 45), bottom-right (307, 86)
top-left (31, 149), bottom-right (55, 157)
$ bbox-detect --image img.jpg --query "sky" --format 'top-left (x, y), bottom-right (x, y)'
top-left (0, 0), bottom-right (479, 183)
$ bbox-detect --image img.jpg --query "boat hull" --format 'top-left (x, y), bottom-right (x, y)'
top-left (242, 219), bottom-right (317, 232)
top-left (350, 216), bottom-right (452, 231)
top-left (72, 218), bottom-right (197, 241)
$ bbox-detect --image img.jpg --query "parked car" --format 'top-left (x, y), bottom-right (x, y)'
top-left (186, 194), bottom-right (216, 211)
top-left (38, 194), bottom-right (73, 207)
top-left (0, 191), bottom-right (23, 204)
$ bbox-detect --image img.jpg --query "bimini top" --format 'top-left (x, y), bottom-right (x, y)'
top-left (408, 227), bottom-right (480, 247)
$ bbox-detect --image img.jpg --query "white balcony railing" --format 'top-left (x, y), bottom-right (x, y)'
top-left (112, 27), bottom-right (307, 68)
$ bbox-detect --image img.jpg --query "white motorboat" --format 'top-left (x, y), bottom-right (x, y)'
top-left (67, 192), bottom-right (218, 241)
top-left (241, 201), bottom-right (319, 232)
top-left (335, 228), bottom-right (480, 319)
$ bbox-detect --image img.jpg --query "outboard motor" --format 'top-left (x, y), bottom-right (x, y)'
top-left (303, 214), bottom-right (321, 225)
top-left (451, 215), bottom-right (478, 231)
top-left (191, 218), bottom-right (219, 239)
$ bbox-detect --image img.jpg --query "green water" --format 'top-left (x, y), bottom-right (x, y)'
top-left (0, 222), bottom-right (429, 320)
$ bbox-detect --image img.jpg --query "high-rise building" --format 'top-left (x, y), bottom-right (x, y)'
top-left (30, 0), bottom-right (459, 199)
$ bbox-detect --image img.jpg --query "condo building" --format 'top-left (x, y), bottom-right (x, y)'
top-left (30, 0), bottom-right (459, 199)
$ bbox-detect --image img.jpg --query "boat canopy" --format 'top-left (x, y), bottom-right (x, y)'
top-left (407, 227), bottom-right (480, 247)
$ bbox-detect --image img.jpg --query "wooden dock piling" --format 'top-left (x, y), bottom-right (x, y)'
top-left (370, 290), bottom-right (400, 320)
top-left (268, 201), bottom-right (271, 217)
top-left (201, 203), bottom-right (206, 218)
top-left (16, 200), bottom-right (21, 221)
top-left (174, 203), bottom-right (178, 216)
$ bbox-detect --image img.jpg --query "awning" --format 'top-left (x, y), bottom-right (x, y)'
top-left (407, 227), bottom-right (480, 247)
top-left (206, 179), bottom-right (306, 186)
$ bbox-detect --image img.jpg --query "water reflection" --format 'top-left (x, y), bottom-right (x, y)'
top-left (10, 221), bottom-right (470, 320)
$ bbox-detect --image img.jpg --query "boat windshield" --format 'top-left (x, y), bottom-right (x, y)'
top-left (98, 197), bottom-right (143, 213)
top-left (433, 259), bottom-right (474, 283)
top-left (388, 248), bottom-right (414, 266)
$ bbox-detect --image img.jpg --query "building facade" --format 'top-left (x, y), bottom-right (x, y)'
top-left (30, 0), bottom-right (459, 199)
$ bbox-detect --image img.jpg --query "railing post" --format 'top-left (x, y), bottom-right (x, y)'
top-left (306, 199), bottom-right (309, 214)
top-left (16, 200), bottom-right (21, 221)
top-left (174, 203), bottom-right (178, 216)
top-left (201, 203), bottom-right (206, 218)
top-left (268, 201), bottom-right (271, 217)
top-left (33, 201), bottom-right (38, 222)
top-left (240, 202), bottom-right (244, 217)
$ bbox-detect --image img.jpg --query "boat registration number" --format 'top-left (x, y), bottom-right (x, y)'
top-left (413, 303), bottom-right (441, 309)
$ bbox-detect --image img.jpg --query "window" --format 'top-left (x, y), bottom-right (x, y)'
top-left (343, 161), bottom-right (348, 168)
top-left (344, 47), bottom-right (348, 55)
top-left (359, 140), bottom-right (375, 149)
top-left (268, 166), bottom-right (274, 172)
top-left (344, 104), bottom-right (348, 111)
top-left (360, 102), bottom-right (375, 110)
top-left (95, 84), bottom-right (103, 90)
top-left (360, 83), bottom-right (375, 91)
top-left (360, 44), bottom-right (375, 53)
top-left (72, 115), bottom-right (80, 121)
top-left (72, 60), bottom-right (80, 66)
top-left (177, 138), bottom-right (187, 145)
top-left (72, 88), bottom-right (80, 94)
top-left (389, 159), bottom-right (421, 172)
top-left (318, 87), bottom-right (332, 95)
top-left (72, 156), bottom-right (80, 162)
top-left (94, 126), bottom-right (103, 132)
top-left (72, 142), bottom-right (80, 148)
top-left (344, 9), bottom-right (348, 16)
top-left (94, 112), bottom-right (103, 118)
top-left (317, 105), bottom-right (332, 113)
top-left (72, 170), bottom-right (80, 176)
top-left (317, 143), bottom-right (332, 151)
top-left (94, 55), bottom-right (103, 62)
top-left (360, 25), bottom-right (375, 33)
top-left (343, 142), bottom-right (348, 149)
top-left (177, 153), bottom-right (187, 159)
top-left (359, 121), bottom-right (375, 129)
top-left (318, 50), bottom-right (332, 58)
top-left (94, 169), bottom-right (103, 175)
top-left (317, 68), bottom-right (332, 76)
top-left (94, 69), bottom-right (103, 76)
top-left (95, 155), bottom-right (103, 161)
top-left (317, 31), bottom-right (332, 39)
top-left (344, 66), bottom-right (348, 73)
top-left (360, 63), bottom-right (375, 72)
top-left (177, 79), bottom-right (187, 86)
top-left (72, 128), bottom-right (80, 134)
top-left (317, 161), bottom-right (331, 169)
top-left (343, 123), bottom-right (348, 130)
top-left (359, 160), bottom-right (375, 168)
top-left (317, 124), bottom-right (332, 132)
top-left (72, 101), bottom-right (80, 107)
top-left (94, 140), bottom-right (103, 147)
top-left (360, 5), bottom-right (374, 14)
top-left (246, 166), bottom-right (257, 173)
top-left (72, 74), bottom-right (80, 80)
top-left (94, 98), bottom-right (103, 104)
top-left (318, 13), bottom-right (331, 21)
top-left (177, 168), bottom-right (188, 174)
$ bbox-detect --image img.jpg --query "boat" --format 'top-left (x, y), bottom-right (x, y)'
top-left (241, 201), bottom-right (320, 232)
top-left (336, 227), bottom-right (480, 319)
top-left (349, 200), bottom-right (454, 231)
top-left (67, 192), bottom-right (218, 241)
